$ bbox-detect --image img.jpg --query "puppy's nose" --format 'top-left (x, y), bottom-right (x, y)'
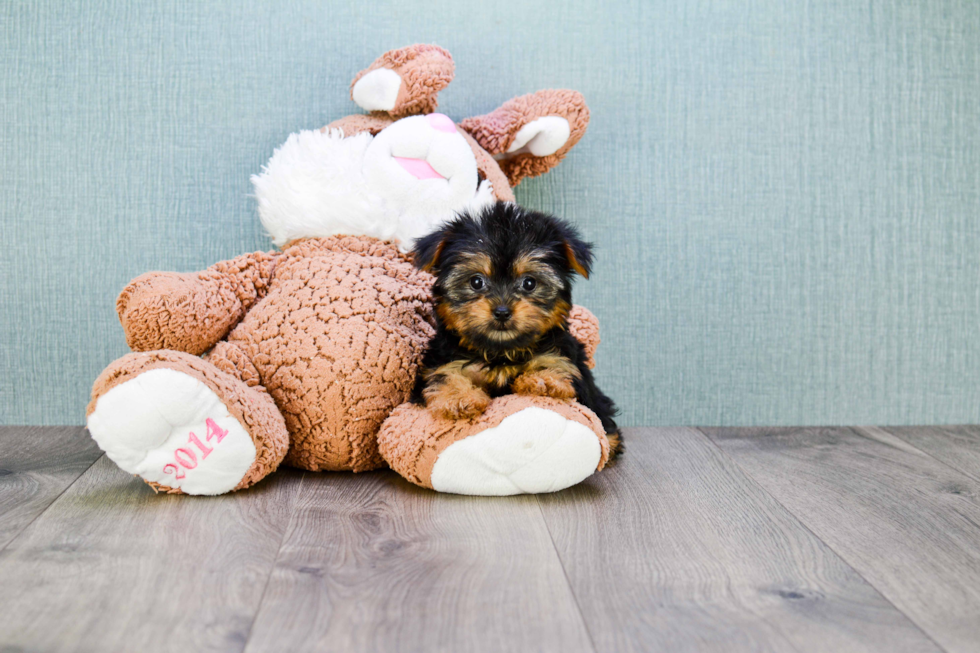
top-left (492, 305), bottom-right (512, 321)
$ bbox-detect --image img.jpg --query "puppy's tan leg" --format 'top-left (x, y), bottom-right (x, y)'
top-left (605, 431), bottom-right (623, 460)
top-left (512, 369), bottom-right (577, 399)
top-left (512, 353), bottom-right (579, 400)
top-left (423, 362), bottom-right (491, 420)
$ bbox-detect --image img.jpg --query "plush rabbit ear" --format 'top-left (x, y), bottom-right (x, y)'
top-left (350, 45), bottom-right (455, 118)
top-left (460, 90), bottom-right (589, 186)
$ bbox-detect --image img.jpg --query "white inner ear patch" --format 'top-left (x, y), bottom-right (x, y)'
top-left (352, 68), bottom-right (402, 112)
top-left (502, 116), bottom-right (571, 157)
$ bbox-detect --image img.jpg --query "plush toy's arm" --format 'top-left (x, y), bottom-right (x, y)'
top-left (350, 44), bottom-right (454, 118)
top-left (116, 251), bottom-right (279, 355)
top-left (567, 305), bottom-right (600, 369)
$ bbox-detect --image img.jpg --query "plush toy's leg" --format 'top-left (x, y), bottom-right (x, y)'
top-left (86, 348), bottom-right (289, 495)
top-left (350, 44), bottom-right (455, 117)
top-left (377, 396), bottom-right (610, 496)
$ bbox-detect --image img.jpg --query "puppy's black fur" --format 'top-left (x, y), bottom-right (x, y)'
top-left (411, 202), bottom-right (621, 456)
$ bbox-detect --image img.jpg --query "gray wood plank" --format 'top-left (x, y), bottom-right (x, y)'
top-left (0, 456), bottom-right (304, 653)
top-left (704, 426), bottom-right (980, 653)
top-left (538, 427), bottom-right (940, 653)
top-left (877, 425), bottom-right (980, 484)
top-left (0, 426), bottom-right (102, 550)
top-left (244, 470), bottom-right (595, 653)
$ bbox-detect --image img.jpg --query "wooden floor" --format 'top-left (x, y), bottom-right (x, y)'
top-left (2, 426), bottom-right (980, 652)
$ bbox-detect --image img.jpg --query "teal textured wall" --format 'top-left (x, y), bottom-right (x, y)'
top-left (2, 0), bottom-right (979, 426)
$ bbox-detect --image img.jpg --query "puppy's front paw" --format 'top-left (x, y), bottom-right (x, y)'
top-left (512, 370), bottom-right (577, 400)
top-left (425, 384), bottom-right (491, 420)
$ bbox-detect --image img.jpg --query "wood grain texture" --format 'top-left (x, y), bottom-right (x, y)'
top-left (6, 426), bottom-right (980, 652)
top-left (244, 471), bottom-right (595, 653)
top-left (537, 427), bottom-right (940, 653)
top-left (878, 425), bottom-right (980, 483)
top-left (0, 456), bottom-right (304, 653)
top-left (0, 426), bottom-right (102, 551)
top-left (704, 426), bottom-right (980, 653)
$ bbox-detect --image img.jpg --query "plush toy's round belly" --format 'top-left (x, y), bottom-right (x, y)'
top-left (226, 236), bottom-right (434, 472)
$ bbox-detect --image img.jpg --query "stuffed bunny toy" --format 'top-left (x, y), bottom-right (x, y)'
top-left (86, 44), bottom-right (612, 496)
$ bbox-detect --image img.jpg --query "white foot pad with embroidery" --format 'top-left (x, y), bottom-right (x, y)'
top-left (429, 407), bottom-right (602, 496)
top-left (87, 369), bottom-right (256, 495)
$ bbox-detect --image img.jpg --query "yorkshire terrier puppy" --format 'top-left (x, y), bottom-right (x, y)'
top-left (411, 202), bottom-right (621, 456)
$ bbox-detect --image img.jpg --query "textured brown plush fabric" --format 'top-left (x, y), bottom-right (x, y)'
top-left (223, 236), bottom-right (436, 472)
top-left (351, 44), bottom-right (455, 118)
top-left (567, 305), bottom-right (599, 369)
top-left (460, 90), bottom-right (590, 187)
top-left (86, 350), bottom-right (290, 493)
top-left (110, 236), bottom-right (435, 474)
top-left (100, 231), bottom-right (603, 483)
top-left (378, 394), bottom-right (610, 490)
top-left (323, 113), bottom-right (394, 137)
top-left (118, 251), bottom-right (279, 356)
top-left (208, 340), bottom-right (266, 390)
top-left (91, 45), bottom-right (601, 494)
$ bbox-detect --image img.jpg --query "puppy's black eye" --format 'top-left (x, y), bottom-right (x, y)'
top-left (521, 277), bottom-right (537, 292)
top-left (469, 275), bottom-right (485, 291)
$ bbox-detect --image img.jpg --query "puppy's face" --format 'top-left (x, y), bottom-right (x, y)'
top-left (438, 248), bottom-right (571, 351)
top-left (414, 203), bottom-right (593, 354)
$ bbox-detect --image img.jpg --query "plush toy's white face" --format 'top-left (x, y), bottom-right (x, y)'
top-left (252, 114), bottom-right (496, 251)
top-left (364, 113), bottom-right (482, 213)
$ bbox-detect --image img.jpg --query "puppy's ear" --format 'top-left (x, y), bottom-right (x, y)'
top-left (413, 229), bottom-right (449, 273)
top-left (563, 235), bottom-right (593, 279)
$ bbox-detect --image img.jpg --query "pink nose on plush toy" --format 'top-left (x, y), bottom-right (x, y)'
top-left (427, 113), bottom-right (456, 133)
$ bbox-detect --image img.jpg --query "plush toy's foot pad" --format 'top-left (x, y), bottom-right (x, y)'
top-left (378, 395), bottom-right (610, 496)
top-left (431, 407), bottom-right (602, 495)
top-left (87, 351), bottom-right (289, 495)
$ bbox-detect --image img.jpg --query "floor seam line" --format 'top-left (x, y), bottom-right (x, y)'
top-left (240, 471), bottom-right (307, 653)
top-left (695, 427), bottom-right (953, 653)
top-left (0, 449), bottom-right (104, 556)
top-left (860, 425), bottom-right (980, 485)
top-left (534, 496), bottom-right (600, 653)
